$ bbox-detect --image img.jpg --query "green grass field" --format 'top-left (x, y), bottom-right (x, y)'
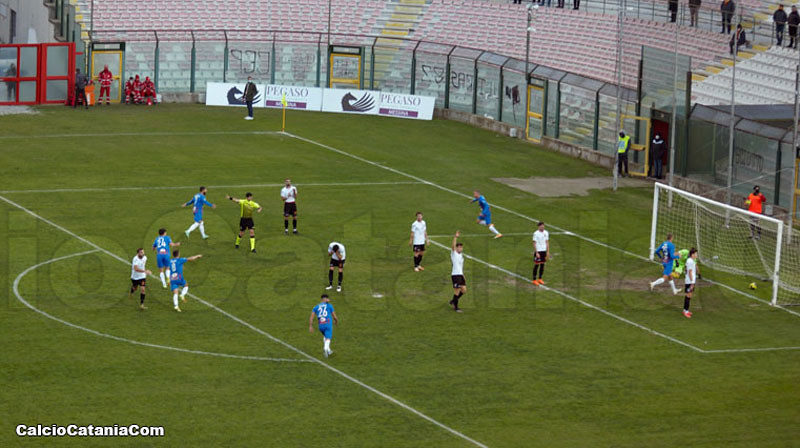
top-left (1, 104), bottom-right (798, 447)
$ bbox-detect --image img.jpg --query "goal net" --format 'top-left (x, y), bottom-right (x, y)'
top-left (650, 183), bottom-right (800, 306)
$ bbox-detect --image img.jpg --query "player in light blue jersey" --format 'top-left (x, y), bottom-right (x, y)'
top-left (649, 232), bottom-right (680, 295)
top-left (169, 249), bottom-right (203, 312)
top-left (152, 228), bottom-right (180, 288)
top-left (183, 186), bottom-right (216, 239)
top-left (309, 294), bottom-right (339, 358)
top-left (471, 190), bottom-right (502, 238)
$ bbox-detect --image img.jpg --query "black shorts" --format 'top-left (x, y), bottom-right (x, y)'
top-left (131, 278), bottom-right (146, 288)
top-left (330, 258), bottom-right (346, 268)
top-left (685, 283), bottom-right (695, 293)
top-left (534, 251), bottom-right (547, 264)
top-left (239, 217), bottom-right (255, 231)
top-left (283, 202), bottom-right (297, 216)
top-left (452, 275), bottom-right (466, 288)
top-left (413, 244), bottom-right (426, 252)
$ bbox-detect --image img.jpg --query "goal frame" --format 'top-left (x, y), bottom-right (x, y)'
top-left (650, 183), bottom-right (784, 306)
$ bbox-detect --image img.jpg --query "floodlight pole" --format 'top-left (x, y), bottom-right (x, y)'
top-left (327, 0), bottom-right (332, 46)
top-left (668, 8), bottom-right (679, 192)
top-left (725, 13), bottom-right (739, 226)
top-left (613, 0), bottom-right (625, 192)
top-left (525, 4), bottom-right (536, 139)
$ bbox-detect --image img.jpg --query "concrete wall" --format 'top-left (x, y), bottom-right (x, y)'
top-left (0, 1), bottom-right (55, 44)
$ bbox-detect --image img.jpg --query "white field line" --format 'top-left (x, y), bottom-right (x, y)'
top-left (427, 240), bottom-right (706, 353)
top-left (0, 181), bottom-right (423, 194)
top-left (703, 346), bottom-right (800, 353)
top-left (0, 193), bottom-right (489, 448)
top-left (0, 130), bottom-right (281, 140)
top-left (12, 250), bottom-right (311, 363)
top-left (427, 232), bottom-right (571, 238)
top-left (283, 132), bottom-right (800, 321)
top-left (703, 278), bottom-right (800, 318)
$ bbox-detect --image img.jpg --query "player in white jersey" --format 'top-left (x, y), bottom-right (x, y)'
top-left (326, 242), bottom-right (346, 292)
top-left (682, 248), bottom-right (698, 319)
top-left (409, 211), bottom-right (428, 271)
top-left (531, 221), bottom-right (550, 286)
top-left (129, 248), bottom-right (152, 310)
top-left (281, 178), bottom-right (298, 234)
top-left (449, 231), bottom-right (466, 312)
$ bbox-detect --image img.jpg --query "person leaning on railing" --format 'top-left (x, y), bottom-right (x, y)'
top-left (789, 6), bottom-right (800, 49)
top-left (720, 0), bottom-right (735, 34)
top-left (774, 4), bottom-right (787, 47)
top-left (689, 0), bottom-right (701, 27)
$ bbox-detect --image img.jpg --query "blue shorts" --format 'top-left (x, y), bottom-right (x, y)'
top-left (478, 213), bottom-right (492, 225)
top-left (661, 261), bottom-right (674, 276)
top-left (193, 212), bottom-right (203, 222)
top-left (170, 279), bottom-right (186, 290)
top-left (157, 253), bottom-right (170, 268)
top-left (318, 323), bottom-right (332, 339)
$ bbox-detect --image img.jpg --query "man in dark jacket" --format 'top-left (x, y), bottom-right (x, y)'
top-left (729, 24), bottom-right (746, 54)
top-left (243, 76), bottom-right (258, 120)
top-left (73, 68), bottom-right (89, 109)
top-left (650, 133), bottom-right (666, 179)
top-left (789, 6), bottom-right (800, 48)
top-left (669, 0), bottom-right (678, 23)
top-left (720, 0), bottom-right (735, 34)
top-left (774, 5), bottom-right (787, 46)
top-left (689, 0), bottom-right (702, 27)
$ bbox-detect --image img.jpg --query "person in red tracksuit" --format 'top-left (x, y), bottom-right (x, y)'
top-left (124, 77), bottom-right (135, 104)
top-left (133, 75), bottom-right (143, 104)
top-left (98, 65), bottom-right (113, 105)
top-left (142, 76), bottom-right (156, 106)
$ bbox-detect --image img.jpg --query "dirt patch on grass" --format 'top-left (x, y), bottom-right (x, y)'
top-left (493, 176), bottom-right (652, 197)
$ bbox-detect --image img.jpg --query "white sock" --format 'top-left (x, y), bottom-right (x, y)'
top-left (651, 278), bottom-right (665, 286)
top-left (181, 286), bottom-right (189, 297)
top-left (159, 272), bottom-right (166, 287)
top-left (173, 293), bottom-right (179, 307)
top-left (187, 222), bottom-right (199, 234)
top-left (166, 269), bottom-right (171, 279)
top-left (489, 225), bottom-right (500, 235)
top-left (199, 222), bottom-right (207, 237)
top-left (669, 280), bottom-right (678, 292)
top-left (323, 339), bottom-right (331, 352)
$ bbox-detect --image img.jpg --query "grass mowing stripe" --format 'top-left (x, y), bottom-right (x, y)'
top-left (285, 132), bottom-right (800, 321)
top-left (0, 130), bottom-right (281, 140)
top-left (13, 250), bottom-right (311, 363)
top-left (426, 239), bottom-right (706, 353)
top-left (0, 181), bottom-right (424, 194)
top-left (0, 193), bottom-right (491, 448)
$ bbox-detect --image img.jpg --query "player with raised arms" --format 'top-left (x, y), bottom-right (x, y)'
top-left (281, 179), bottom-right (298, 235)
top-left (226, 192), bottom-right (262, 253)
top-left (326, 242), bottom-right (346, 292)
top-left (410, 211), bottom-right (428, 271)
top-left (129, 248), bottom-right (152, 310)
top-left (682, 248), bottom-right (699, 318)
top-left (309, 294), bottom-right (339, 358)
top-left (152, 228), bottom-right (180, 288)
top-left (649, 233), bottom-right (681, 295)
top-left (183, 186), bottom-right (216, 239)
top-left (169, 250), bottom-right (203, 312)
top-left (471, 190), bottom-right (502, 238)
top-left (449, 231), bottom-right (466, 312)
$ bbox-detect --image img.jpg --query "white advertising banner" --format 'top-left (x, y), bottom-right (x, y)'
top-left (262, 84), bottom-right (323, 110)
top-left (376, 91), bottom-right (435, 120)
top-left (205, 82), bottom-right (265, 107)
top-left (321, 88), bottom-right (380, 115)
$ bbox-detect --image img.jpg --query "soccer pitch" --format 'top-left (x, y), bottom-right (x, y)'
top-left (1, 104), bottom-right (798, 447)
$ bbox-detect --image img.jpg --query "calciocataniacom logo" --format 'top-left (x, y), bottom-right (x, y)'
top-left (341, 92), bottom-right (375, 112)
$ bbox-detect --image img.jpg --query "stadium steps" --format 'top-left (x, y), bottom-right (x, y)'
top-left (369, 0), bottom-right (432, 90)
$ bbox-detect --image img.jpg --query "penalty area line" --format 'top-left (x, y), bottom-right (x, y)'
top-left (0, 193), bottom-right (490, 448)
top-left (12, 250), bottom-right (311, 364)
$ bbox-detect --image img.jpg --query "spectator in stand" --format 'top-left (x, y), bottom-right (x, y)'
top-left (789, 6), bottom-right (800, 49)
top-left (729, 23), bottom-right (746, 54)
top-left (720, 0), bottom-right (735, 34)
top-left (142, 76), bottom-right (157, 106)
top-left (572, 0), bottom-right (580, 10)
top-left (650, 132), bottom-right (666, 179)
top-left (774, 5), bottom-right (787, 47)
top-left (513, 0), bottom-right (521, 4)
top-left (689, 0), bottom-right (701, 27)
top-left (124, 76), bottom-right (134, 104)
top-left (97, 64), bottom-right (113, 106)
top-left (669, 0), bottom-right (678, 23)
top-left (557, 0), bottom-right (565, 8)
top-left (73, 68), bottom-right (89, 109)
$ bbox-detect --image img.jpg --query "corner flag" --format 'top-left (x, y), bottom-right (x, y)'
top-left (281, 94), bottom-right (287, 107)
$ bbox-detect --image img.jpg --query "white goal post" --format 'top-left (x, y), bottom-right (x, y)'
top-left (650, 183), bottom-right (792, 306)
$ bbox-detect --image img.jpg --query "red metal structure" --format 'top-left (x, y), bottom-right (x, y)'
top-left (0, 42), bottom-right (75, 105)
